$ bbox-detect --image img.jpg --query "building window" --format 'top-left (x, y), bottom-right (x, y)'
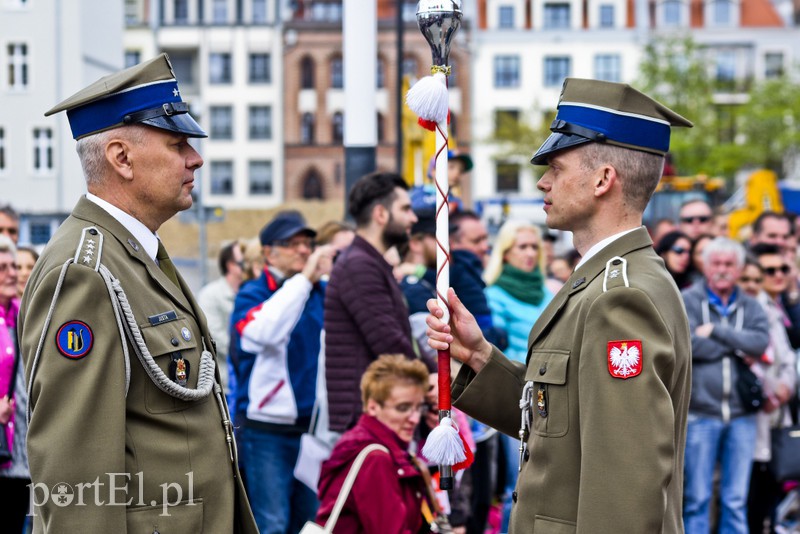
top-left (330, 56), bottom-right (343, 89)
top-left (174, 0), bottom-right (189, 24)
top-left (249, 53), bottom-right (271, 83)
top-left (7, 43), bottom-right (28, 90)
top-left (499, 6), bottom-right (515, 28)
top-left (494, 55), bottom-right (520, 88)
top-left (332, 112), bottom-right (344, 143)
top-left (0, 128), bottom-right (5, 172)
top-left (496, 162), bottom-right (520, 192)
top-left (33, 128), bottom-right (53, 174)
top-left (169, 52), bottom-right (194, 86)
top-left (125, 0), bottom-right (142, 24)
top-left (377, 59), bottom-right (385, 89)
top-left (210, 161), bottom-right (234, 195)
top-left (311, 2), bottom-right (342, 21)
top-left (599, 4), bottom-right (614, 27)
top-left (301, 56), bottom-right (315, 89)
top-left (594, 54), bottom-right (621, 82)
top-left (662, 0), bottom-right (682, 26)
top-left (543, 3), bottom-right (570, 28)
top-left (249, 161), bottom-right (272, 194)
top-left (303, 171), bottom-right (324, 199)
top-left (124, 50), bottom-right (141, 68)
top-left (495, 109), bottom-right (520, 136)
top-left (765, 52), bottom-right (784, 79)
top-left (402, 1), bottom-right (417, 22)
top-left (715, 49), bottom-right (736, 84)
top-left (377, 113), bottom-right (385, 143)
top-left (301, 113), bottom-right (315, 144)
top-left (249, 106), bottom-right (272, 140)
top-left (29, 223), bottom-right (50, 245)
top-left (210, 106), bottom-right (233, 139)
top-left (544, 56), bottom-right (570, 87)
top-left (253, 0), bottom-right (268, 23)
top-left (403, 56), bottom-right (418, 79)
top-left (213, 0), bottom-right (228, 23)
top-left (711, 0), bottom-right (733, 25)
top-left (209, 53), bottom-right (232, 84)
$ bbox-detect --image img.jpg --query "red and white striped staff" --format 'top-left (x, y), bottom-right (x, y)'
top-left (405, 0), bottom-right (470, 491)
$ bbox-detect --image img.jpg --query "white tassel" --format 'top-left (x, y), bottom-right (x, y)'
top-left (421, 417), bottom-right (466, 465)
top-left (405, 71), bottom-right (449, 124)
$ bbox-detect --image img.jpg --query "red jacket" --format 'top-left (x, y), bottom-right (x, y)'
top-left (315, 414), bottom-right (431, 534)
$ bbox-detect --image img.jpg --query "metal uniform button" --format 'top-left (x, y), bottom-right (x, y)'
top-left (512, 491), bottom-right (518, 503)
top-left (612, 258), bottom-right (622, 265)
top-left (524, 449), bottom-right (530, 461)
top-left (89, 228), bottom-right (98, 235)
top-left (539, 364), bottom-right (546, 375)
top-left (171, 337), bottom-right (179, 347)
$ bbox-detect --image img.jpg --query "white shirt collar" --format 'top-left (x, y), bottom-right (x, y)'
top-left (85, 193), bottom-right (160, 262)
top-left (574, 227), bottom-right (640, 271)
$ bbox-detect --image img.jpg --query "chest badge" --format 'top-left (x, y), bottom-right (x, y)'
top-left (607, 340), bottom-right (643, 379)
top-left (536, 385), bottom-right (548, 417)
top-left (169, 353), bottom-right (190, 386)
top-left (181, 327), bottom-right (192, 341)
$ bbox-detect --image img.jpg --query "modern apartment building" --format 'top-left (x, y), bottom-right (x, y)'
top-left (0, 0), bottom-right (123, 244)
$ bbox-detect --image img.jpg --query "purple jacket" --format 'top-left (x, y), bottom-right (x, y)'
top-left (324, 236), bottom-right (415, 432)
top-left (0, 298), bottom-right (19, 467)
top-left (315, 414), bottom-right (430, 534)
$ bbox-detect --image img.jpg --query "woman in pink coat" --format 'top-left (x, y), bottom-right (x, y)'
top-left (315, 354), bottom-right (433, 533)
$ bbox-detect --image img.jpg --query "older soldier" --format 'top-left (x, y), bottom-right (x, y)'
top-left (427, 78), bottom-right (693, 533)
top-left (19, 55), bottom-right (257, 533)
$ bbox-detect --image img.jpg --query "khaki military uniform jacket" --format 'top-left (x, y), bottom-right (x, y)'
top-left (19, 197), bottom-right (258, 534)
top-left (453, 227), bottom-right (691, 534)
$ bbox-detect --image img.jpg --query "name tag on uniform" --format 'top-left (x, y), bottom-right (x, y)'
top-left (148, 310), bottom-right (178, 326)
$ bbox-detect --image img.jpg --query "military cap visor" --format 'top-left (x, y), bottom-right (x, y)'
top-left (531, 78), bottom-right (692, 165)
top-left (45, 53), bottom-right (207, 139)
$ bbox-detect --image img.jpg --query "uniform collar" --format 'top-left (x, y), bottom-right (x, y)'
top-left (574, 227), bottom-right (640, 271)
top-left (85, 192), bottom-right (160, 262)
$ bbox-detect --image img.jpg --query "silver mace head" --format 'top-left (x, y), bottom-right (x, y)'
top-left (416, 0), bottom-right (462, 70)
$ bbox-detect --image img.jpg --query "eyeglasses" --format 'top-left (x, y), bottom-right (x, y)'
top-left (0, 227), bottom-right (18, 237)
top-left (272, 238), bottom-right (315, 250)
top-left (670, 246), bottom-right (690, 255)
top-left (761, 265), bottom-right (791, 277)
top-left (381, 402), bottom-right (428, 416)
top-left (680, 216), bottom-right (711, 224)
top-left (739, 276), bottom-right (763, 284)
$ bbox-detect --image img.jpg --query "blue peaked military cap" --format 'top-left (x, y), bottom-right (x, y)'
top-left (531, 78), bottom-right (692, 165)
top-left (45, 53), bottom-right (206, 140)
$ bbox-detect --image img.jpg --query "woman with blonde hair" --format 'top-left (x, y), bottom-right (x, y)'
top-left (484, 220), bottom-right (554, 532)
top-left (315, 354), bottom-right (435, 533)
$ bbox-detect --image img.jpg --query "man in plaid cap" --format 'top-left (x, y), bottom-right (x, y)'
top-left (20, 54), bottom-right (257, 533)
top-left (427, 78), bottom-right (694, 533)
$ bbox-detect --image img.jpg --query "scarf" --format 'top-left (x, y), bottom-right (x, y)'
top-left (494, 264), bottom-right (545, 306)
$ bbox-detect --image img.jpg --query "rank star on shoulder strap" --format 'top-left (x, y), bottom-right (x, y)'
top-left (602, 256), bottom-right (629, 292)
top-left (73, 226), bottom-right (105, 272)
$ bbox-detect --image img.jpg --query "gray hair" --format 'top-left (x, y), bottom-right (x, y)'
top-left (0, 234), bottom-right (16, 257)
top-left (76, 125), bottom-right (146, 186)
top-left (701, 237), bottom-right (745, 268)
top-left (579, 143), bottom-right (665, 212)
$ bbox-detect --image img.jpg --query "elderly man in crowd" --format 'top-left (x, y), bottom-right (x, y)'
top-left (681, 237), bottom-right (770, 534)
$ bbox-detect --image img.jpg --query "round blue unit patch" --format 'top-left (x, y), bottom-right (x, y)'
top-left (56, 320), bottom-right (94, 360)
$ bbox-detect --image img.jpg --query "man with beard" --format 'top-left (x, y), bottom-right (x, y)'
top-left (324, 172), bottom-right (419, 432)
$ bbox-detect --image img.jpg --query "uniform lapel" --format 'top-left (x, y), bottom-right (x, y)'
top-left (526, 227), bottom-right (654, 355)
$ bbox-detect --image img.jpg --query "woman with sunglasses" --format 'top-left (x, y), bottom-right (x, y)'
top-left (746, 244), bottom-right (798, 534)
top-left (315, 354), bottom-right (435, 533)
top-left (654, 230), bottom-right (695, 289)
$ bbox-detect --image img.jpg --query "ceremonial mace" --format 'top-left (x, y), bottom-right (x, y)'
top-left (406, 0), bottom-right (469, 491)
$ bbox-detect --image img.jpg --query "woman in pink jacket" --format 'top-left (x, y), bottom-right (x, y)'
top-left (315, 354), bottom-right (433, 533)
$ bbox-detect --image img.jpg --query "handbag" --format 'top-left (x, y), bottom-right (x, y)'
top-left (0, 331), bottom-right (20, 465)
top-left (734, 356), bottom-right (764, 413)
top-left (769, 403), bottom-right (800, 482)
top-left (299, 443), bottom-right (389, 534)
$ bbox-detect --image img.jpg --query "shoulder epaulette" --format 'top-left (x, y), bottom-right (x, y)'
top-left (72, 226), bottom-right (104, 272)
top-left (602, 256), bottom-right (629, 292)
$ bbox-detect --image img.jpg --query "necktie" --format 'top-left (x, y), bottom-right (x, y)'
top-left (156, 240), bottom-right (180, 288)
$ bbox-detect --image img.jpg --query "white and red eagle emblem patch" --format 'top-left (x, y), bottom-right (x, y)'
top-left (607, 340), bottom-right (643, 379)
